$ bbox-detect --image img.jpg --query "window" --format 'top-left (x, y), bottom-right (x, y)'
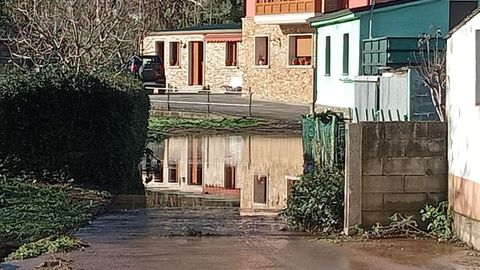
top-left (169, 42), bottom-right (180, 67)
top-left (325, 36), bottom-right (331, 75)
top-left (343, 33), bottom-right (349, 75)
top-left (255, 36), bottom-right (269, 66)
top-left (168, 161), bottom-right (178, 183)
top-left (226, 42), bottom-right (238, 67)
top-left (187, 138), bottom-right (202, 185)
top-left (253, 174), bottom-right (268, 204)
top-left (155, 41), bottom-right (164, 62)
top-left (288, 35), bottom-right (312, 66)
top-left (476, 30), bottom-right (480, 105)
top-left (153, 161), bottom-right (163, 183)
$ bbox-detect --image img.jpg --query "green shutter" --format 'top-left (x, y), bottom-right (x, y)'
top-left (325, 36), bottom-right (331, 75)
top-left (343, 34), bottom-right (349, 75)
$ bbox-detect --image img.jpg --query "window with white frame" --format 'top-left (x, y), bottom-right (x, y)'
top-left (288, 35), bottom-right (312, 66)
top-left (255, 36), bottom-right (269, 66)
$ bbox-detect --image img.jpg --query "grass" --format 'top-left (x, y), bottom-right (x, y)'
top-left (0, 179), bottom-right (109, 261)
top-left (148, 116), bottom-right (265, 133)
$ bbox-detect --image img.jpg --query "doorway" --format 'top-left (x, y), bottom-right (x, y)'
top-left (189, 41), bottom-right (204, 86)
top-left (224, 165), bottom-right (236, 189)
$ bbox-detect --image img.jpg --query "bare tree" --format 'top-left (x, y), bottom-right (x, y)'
top-left (4, 0), bottom-right (144, 72)
top-left (416, 30), bottom-right (447, 122)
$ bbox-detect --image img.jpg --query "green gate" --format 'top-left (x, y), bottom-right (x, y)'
top-left (302, 111), bottom-right (345, 173)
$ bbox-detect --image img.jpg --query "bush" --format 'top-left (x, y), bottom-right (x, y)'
top-left (281, 168), bottom-right (344, 233)
top-left (0, 68), bottom-right (149, 193)
top-left (421, 201), bottom-right (453, 240)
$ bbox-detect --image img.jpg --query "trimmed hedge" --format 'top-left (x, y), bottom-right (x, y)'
top-left (0, 68), bottom-right (150, 193)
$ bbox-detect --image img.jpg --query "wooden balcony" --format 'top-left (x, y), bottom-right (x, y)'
top-left (255, 0), bottom-right (320, 15)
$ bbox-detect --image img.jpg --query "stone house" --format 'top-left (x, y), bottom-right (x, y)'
top-left (142, 24), bottom-right (243, 92)
top-left (309, 0), bottom-right (477, 118)
top-left (241, 0), bottom-right (341, 104)
top-left (446, 7), bottom-right (480, 250)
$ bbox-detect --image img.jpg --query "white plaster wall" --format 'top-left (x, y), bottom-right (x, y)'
top-left (447, 14), bottom-right (480, 184)
top-left (315, 19), bottom-right (361, 109)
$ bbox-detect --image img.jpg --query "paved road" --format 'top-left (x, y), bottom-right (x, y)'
top-left (6, 207), bottom-right (477, 270)
top-left (149, 94), bottom-right (311, 122)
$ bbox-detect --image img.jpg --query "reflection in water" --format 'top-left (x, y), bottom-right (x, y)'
top-left (141, 134), bottom-right (303, 214)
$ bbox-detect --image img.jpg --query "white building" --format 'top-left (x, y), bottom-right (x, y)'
top-left (446, 7), bottom-right (480, 250)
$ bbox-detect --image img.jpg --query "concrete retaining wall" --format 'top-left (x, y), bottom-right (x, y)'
top-left (344, 122), bottom-right (448, 233)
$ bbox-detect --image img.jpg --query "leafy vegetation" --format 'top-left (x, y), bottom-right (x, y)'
top-left (6, 235), bottom-right (80, 261)
top-left (149, 116), bottom-right (264, 133)
top-left (281, 168), bottom-right (344, 234)
top-left (0, 68), bottom-right (149, 193)
top-left (421, 201), bottom-right (453, 240)
top-left (0, 179), bottom-right (108, 260)
top-left (357, 201), bottom-right (453, 240)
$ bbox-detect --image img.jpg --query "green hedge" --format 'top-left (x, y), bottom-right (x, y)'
top-left (0, 69), bottom-right (149, 193)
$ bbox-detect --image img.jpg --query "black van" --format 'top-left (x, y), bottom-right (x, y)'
top-left (128, 55), bottom-right (166, 88)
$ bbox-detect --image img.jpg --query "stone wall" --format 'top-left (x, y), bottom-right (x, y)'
top-left (143, 34), bottom-right (203, 90)
top-left (204, 42), bottom-right (243, 91)
top-left (344, 122), bottom-right (448, 232)
top-left (240, 18), bottom-right (314, 103)
top-left (143, 34), bottom-right (243, 91)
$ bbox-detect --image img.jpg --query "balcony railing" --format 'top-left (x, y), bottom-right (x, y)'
top-left (256, 0), bottom-right (317, 15)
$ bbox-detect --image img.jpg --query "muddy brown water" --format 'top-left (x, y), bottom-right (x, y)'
top-left (5, 207), bottom-right (480, 270)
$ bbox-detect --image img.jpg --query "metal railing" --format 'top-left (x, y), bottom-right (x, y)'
top-left (150, 91), bottom-right (255, 117)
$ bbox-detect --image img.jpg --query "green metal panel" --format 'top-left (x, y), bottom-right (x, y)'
top-left (362, 37), bottom-right (446, 75)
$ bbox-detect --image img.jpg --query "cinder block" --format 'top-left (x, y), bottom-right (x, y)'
top-left (428, 122), bottom-right (447, 139)
top-left (384, 123), bottom-right (413, 140)
top-left (383, 157), bottom-right (426, 175)
top-left (363, 176), bottom-right (404, 193)
top-left (413, 122), bottom-right (429, 138)
top-left (363, 158), bottom-right (382, 176)
top-left (362, 123), bottom-right (385, 140)
top-left (405, 139), bottom-right (446, 157)
top-left (378, 139), bottom-right (406, 158)
top-left (405, 175), bottom-right (448, 193)
top-left (427, 192), bottom-right (448, 203)
top-left (426, 157), bottom-right (448, 175)
top-left (383, 193), bottom-right (427, 211)
top-left (362, 211), bottom-right (391, 227)
top-left (363, 193), bottom-right (384, 211)
top-left (362, 124), bottom-right (385, 158)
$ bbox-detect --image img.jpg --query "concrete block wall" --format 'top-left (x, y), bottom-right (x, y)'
top-left (344, 122), bottom-right (448, 232)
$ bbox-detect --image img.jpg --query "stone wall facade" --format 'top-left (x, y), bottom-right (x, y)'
top-left (204, 42), bottom-right (243, 91)
top-left (241, 18), bottom-right (314, 103)
top-left (143, 34), bottom-right (203, 90)
top-left (142, 33), bottom-right (243, 91)
top-left (344, 122), bottom-right (448, 232)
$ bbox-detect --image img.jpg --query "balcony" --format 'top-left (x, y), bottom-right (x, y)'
top-left (253, 0), bottom-right (321, 24)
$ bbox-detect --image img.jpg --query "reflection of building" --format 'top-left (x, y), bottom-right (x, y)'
top-left (142, 135), bottom-right (303, 214)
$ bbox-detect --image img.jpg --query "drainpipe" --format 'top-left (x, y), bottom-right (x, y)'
top-left (368, 0), bottom-right (376, 39)
top-left (311, 28), bottom-right (319, 114)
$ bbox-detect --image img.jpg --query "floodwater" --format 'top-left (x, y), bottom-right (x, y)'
top-left (4, 134), bottom-right (480, 269)
top-left (141, 134), bottom-right (304, 213)
top-left (8, 207), bottom-right (480, 270)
